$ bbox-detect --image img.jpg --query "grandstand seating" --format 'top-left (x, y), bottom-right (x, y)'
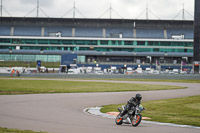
top-left (14, 26), bottom-right (41, 36)
top-left (167, 28), bottom-right (193, 39)
top-left (106, 28), bottom-right (133, 38)
top-left (136, 28), bottom-right (164, 39)
top-left (45, 26), bottom-right (72, 37)
top-left (0, 24), bottom-right (193, 39)
top-left (0, 25), bottom-right (11, 36)
top-left (75, 27), bottom-right (102, 37)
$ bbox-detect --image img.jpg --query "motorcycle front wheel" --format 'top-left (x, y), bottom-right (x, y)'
top-left (131, 114), bottom-right (142, 127)
top-left (115, 114), bottom-right (123, 125)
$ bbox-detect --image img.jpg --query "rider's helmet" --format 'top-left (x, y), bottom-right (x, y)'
top-left (135, 94), bottom-right (142, 101)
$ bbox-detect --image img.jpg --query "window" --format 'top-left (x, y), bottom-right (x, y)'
top-left (137, 41), bottom-right (145, 46)
top-left (124, 41), bottom-right (133, 45)
top-left (100, 41), bottom-right (108, 45)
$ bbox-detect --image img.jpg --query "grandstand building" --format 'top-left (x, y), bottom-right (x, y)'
top-left (0, 17), bottom-right (195, 69)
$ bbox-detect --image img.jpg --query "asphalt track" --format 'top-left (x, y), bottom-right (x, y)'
top-left (0, 79), bottom-right (200, 133)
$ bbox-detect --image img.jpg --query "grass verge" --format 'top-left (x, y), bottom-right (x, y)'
top-left (0, 127), bottom-right (47, 133)
top-left (0, 79), bottom-right (185, 95)
top-left (1, 77), bottom-right (200, 83)
top-left (100, 95), bottom-right (200, 127)
top-left (106, 79), bottom-right (200, 83)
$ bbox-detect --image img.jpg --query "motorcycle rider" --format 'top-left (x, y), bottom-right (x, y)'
top-left (120, 93), bottom-right (142, 118)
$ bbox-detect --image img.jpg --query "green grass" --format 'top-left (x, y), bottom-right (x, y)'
top-left (107, 79), bottom-right (200, 83)
top-left (13, 78), bottom-right (200, 83)
top-left (0, 127), bottom-right (47, 133)
top-left (2, 77), bottom-right (200, 83)
top-left (79, 78), bottom-right (200, 83)
top-left (69, 78), bottom-right (200, 83)
top-left (101, 95), bottom-right (200, 127)
top-left (0, 79), bottom-right (185, 95)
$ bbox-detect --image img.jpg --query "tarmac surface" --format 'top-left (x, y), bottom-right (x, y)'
top-left (0, 79), bottom-right (200, 133)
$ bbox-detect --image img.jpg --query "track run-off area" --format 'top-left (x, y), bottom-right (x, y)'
top-left (0, 78), bottom-right (200, 133)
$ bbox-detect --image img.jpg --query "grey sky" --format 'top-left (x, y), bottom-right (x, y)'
top-left (1, 0), bottom-right (194, 20)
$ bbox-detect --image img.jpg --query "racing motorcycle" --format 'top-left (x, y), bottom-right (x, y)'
top-left (115, 104), bottom-right (145, 127)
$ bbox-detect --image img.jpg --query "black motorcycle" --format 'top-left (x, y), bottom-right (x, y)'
top-left (115, 105), bottom-right (145, 127)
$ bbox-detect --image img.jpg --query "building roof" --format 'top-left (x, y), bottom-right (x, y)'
top-left (0, 17), bottom-right (193, 28)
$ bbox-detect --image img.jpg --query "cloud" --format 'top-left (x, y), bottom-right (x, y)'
top-left (1, 0), bottom-right (194, 19)
top-left (19, 0), bottom-right (54, 7)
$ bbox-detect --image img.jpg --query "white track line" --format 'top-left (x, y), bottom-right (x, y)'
top-left (84, 107), bottom-right (200, 129)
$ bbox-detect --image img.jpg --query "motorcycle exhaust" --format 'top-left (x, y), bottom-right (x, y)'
top-left (122, 117), bottom-right (132, 124)
top-left (127, 117), bottom-right (132, 124)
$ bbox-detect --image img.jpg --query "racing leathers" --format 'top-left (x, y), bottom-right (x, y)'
top-left (120, 97), bottom-right (141, 117)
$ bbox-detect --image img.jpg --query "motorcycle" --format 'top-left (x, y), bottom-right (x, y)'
top-left (115, 104), bottom-right (145, 127)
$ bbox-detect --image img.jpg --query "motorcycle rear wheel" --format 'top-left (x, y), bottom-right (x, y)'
top-left (131, 114), bottom-right (142, 127)
top-left (115, 114), bottom-right (123, 125)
